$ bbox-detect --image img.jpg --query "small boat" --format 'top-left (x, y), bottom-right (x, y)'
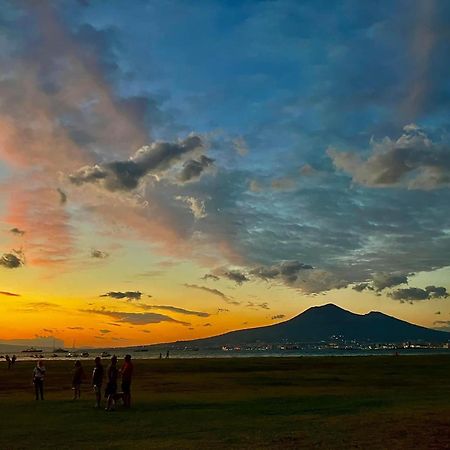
top-left (22, 347), bottom-right (43, 353)
top-left (66, 352), bottom-right (79, 358)
top-left (101, 351), bottom-right (111, 358)
top-left (80, 352), bottom-right (89, 357)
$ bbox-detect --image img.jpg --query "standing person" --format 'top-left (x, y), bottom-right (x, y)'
top-left (72, 360), bottom-right (85, 400)
top-left (92, 357), bottom-right (104, 408)
top-left (104, 355), bottom-right (118, 411)
top-left (11, 355), bottom-right (16, 367)
top-left (32, 360), bottom-right (46, 400)
top-left (5, 355), bottom-right (11, 369)
top-left (121, 355), bottom-right (134, 408)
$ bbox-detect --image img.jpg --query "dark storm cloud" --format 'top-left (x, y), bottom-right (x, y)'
top-left (81, 308), bottom-right (190, 326)
top-left (328, 125), bottom-right (450, 190)
top-left (141, 304), bottom-right (210, 318)
top-left (0, 252), bottom-right (24, 269)
top-left (100, 291), bottom-right (142, 301)
top-left (388, 285), bottom-right (448, 303)
top-left (178, 155), bottom-right (214, 183)
top-left (69, 135), bottom-right (205, 191)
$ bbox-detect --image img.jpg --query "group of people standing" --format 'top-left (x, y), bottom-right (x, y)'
top-left (32, 354), bottom-right (134, 411)
top-left (5, 354), bottom-right (17, 369)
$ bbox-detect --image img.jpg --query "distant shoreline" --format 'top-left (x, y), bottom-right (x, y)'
top-left (4, 347), bottom-right (450, 361)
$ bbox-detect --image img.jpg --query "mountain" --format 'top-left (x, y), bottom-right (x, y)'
top-left (174, 304), bottom-right (450, 347)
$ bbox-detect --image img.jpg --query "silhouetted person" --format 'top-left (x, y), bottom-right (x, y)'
top-left (32, 361), bottom-right (45, 400)
top-left (92, 356), bottom-right (104, 408)
top-left (105, 355), bottom-right (119, 411)
top-left (159, 352), bottom-right (162, 359)
top-left (5, 355), bottom-right (11, 369)
top-left (11, 355), bottom-right (16, 367)
top-left (121, 355), bottom-right (133, 408)
top-left (72, 360), bottom-right (85, 400)
top-left (165, 350), bottom-right (170, 359)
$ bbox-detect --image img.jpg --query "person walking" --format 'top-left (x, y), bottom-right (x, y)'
top-left (121, 355), bottom-right (134, 408)
top-left (32, 360), bottom-right (46, 400)
top-left (92, 357), bottom-right (104, 408)
top-left (104, 356), bottom-right (119, 411)
top-left (72, 360), bottom-right (85, 400)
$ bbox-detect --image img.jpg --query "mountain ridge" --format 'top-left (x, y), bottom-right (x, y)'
top-left (170, 303), bottom-right (449, 348)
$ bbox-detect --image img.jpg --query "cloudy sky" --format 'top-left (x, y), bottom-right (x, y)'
top-left (0, 0), bottom-right (449, 347)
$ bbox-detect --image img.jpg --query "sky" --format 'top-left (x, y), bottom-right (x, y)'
top-left (0, 0), bottom-right (449, 348)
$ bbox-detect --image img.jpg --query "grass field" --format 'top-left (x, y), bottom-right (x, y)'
top-left (0, 356), bottom-right (449, 449)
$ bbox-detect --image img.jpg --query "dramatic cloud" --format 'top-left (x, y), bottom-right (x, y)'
top-left (67, 326), bottom-right (83, 330)
top-left (328, 125), bottom-right (450, 190)
top-left (100, 291), bottom-right (142, 301)
top-left (352, 283), bottom-right (374, 292)
top-left (141, 304), bottom-right (210, 318)
top-left (99, 329), bottom-right (111, 334)
top-left (0, 291), bottom-right (20, 297)
top-left (222, 270), bottom-right (250, 285)
top-left (250, 260), bottom-right (313, 284)
top-left (178, 155), bottom-right (214, 183)
top-left (0, 252), bottom-right (24, 269)
top-left (70, 135), bottom-right (205, 191)
top-left (91, 249), bottom-right (109, 259)
top-left (82, 309), bottom-right (190, 326)
top-left (388, 285), bottom-right (448, 303)
top-left (425, 285), bottom-right (449, 299)
top-left (372, 273), bottom-right (408, 291)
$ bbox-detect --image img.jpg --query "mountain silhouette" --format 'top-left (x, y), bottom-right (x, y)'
top-left (177, 304), bottom-right (449, 347)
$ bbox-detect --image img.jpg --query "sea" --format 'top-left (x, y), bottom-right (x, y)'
top-left (5, 347), bottom-right (450, 361)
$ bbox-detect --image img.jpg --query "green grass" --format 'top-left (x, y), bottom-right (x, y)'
top-left (1, 356), bottom-right (449, 449)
